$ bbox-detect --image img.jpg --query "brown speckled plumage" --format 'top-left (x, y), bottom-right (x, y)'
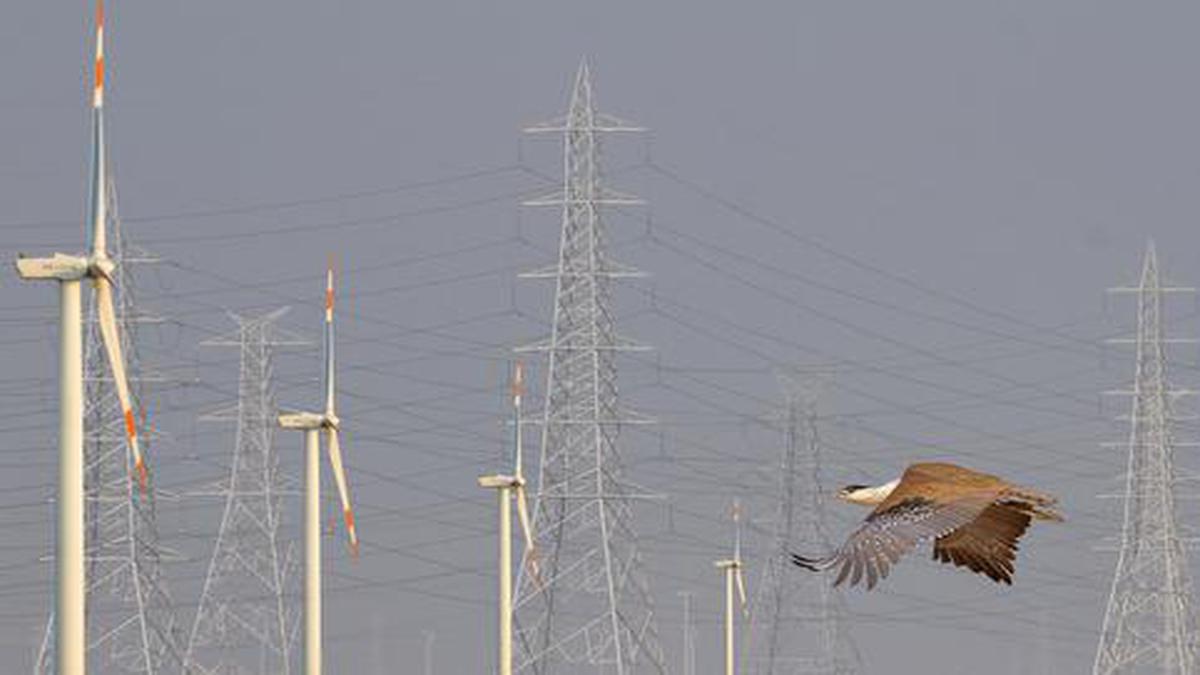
top-left (793, 463), bottom-right (1062, 590)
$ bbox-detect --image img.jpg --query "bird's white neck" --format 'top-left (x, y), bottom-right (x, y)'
top-left (846, 478), bottom-right (900, 506)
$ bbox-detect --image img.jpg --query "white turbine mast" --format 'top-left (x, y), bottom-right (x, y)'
top-left (278, 263), bottom-right (360, 675)
top-left (715, 500), bottom-right (749, 675)
top-left (14, 3), bottom-right (150, 673)
top-left (479, 361), bottom-right (541, 675)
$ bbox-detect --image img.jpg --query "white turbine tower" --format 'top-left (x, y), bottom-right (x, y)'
top-left (715, 501), bottom-right (749, 675)
top-left (478, 361), bottom-right (539, 675)
top-left (14, 3), bottom-right (148, 673)
top-left (278, 264), bottom-right (359, 675)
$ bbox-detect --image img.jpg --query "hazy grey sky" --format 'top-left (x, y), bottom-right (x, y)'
top-left (4, 1), bottom-right (1200, 673)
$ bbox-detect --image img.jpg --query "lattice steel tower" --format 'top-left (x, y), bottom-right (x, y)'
top-left (747, 375), bottom-right (859, 675)
top-left (183, 310), bottom-right (304, 675)
top-left (1094, 243), bottom-right (1197, 674)
top-left (34, 188), bottom-right (185, 674)
top-left (512, 61), bottom-right (667, 675)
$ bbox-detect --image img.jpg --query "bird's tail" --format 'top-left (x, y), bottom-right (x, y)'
top-left (1004, 486), bottom-right (1064, 522)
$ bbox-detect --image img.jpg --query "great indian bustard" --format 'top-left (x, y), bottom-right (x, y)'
top-left (792, 462), bottom-right (1062, 590)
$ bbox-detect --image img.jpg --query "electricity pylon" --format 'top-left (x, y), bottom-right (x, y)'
top-left (71, 175), bottom-right (183, 675)
top-left (183, 310), bottom-right (306, 675)
top-left (1094, 243), bottom-right (1198, 674)
top-left (678, 591), bottom-right (695, 675)
top-left (747, 374), bottom-right (859, 675)
top-left (27, 4), bottom-right (183, 672)
top-left (512, 60), bottom-right (667, 675)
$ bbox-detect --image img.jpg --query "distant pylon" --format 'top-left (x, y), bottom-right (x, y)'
top-left (747, 374), bottom-right (859, 675)
top-left (183, 310), bottom-right (306, 675)
top-left (678, 591), bottom-right (695, 675)
top-left (1094, 243), bottom-right (1198, 674)
top-left (512, 60), bottom-right (667, 675)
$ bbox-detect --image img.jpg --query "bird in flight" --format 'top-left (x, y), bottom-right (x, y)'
top-left (792, 462), bottom-right (1061, 590)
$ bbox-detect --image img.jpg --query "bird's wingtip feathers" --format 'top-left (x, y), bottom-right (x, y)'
top-left (1035, 507), bottom-right (1065, 522)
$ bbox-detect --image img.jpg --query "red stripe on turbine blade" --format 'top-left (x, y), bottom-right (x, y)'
top-left (123, 408), bottom-right (137, 439)
top-left (345, 509), bottom-right (360, 559)
top-left (93, 1), bottom-right (104, 105)
top-left (510, 361), bottom-right (525, 400)
top-left (325, 264), bottom-right (335, 313)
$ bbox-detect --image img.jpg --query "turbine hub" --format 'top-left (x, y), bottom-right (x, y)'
top-left (89, 255), bottom-right (116, 281)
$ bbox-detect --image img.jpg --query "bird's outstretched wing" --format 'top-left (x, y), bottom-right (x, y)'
top-left (792, 494), bottom-right (994, 590)
top-left (932, 502), bottom-right (1032, 584)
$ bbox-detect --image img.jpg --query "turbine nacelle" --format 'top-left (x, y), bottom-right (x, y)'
top-left (477, 474), bottom-right (520, 490)
top-left (15, 253), bottom-right (90, 281)
top-left (278, 412), bottom-right (326, 430)
top-left (15, 254), bottom-right (117, 286)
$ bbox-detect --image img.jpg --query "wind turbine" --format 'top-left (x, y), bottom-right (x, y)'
top-left (278, 264), bottom-right (359, 675)
top-left (14, 4), bottom-right (148, 673)
top-left (478, 361), bottom-right (538, 675)
top-left (714, 500), bottom-right (748, 675)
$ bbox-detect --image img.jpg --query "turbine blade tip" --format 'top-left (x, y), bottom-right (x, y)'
top-left (134, 459), bottom-right (148, 493)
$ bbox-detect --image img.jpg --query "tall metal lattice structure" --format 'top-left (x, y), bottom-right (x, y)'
top-left (512, 61), bottom-right (667, 675)
top-left (747, 375), bottom-right (859, 675)
top-left (1094, 243), bottom-right (1197, 674)
top-left (34, 187), bottom-right (185, 674)
top-left (183, 310), bottom-right (303, 675)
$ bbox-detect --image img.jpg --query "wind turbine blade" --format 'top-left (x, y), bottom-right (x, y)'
top-left (95, 277), bottom-right (146, 492)
top-left (515, 484), bottom-right (543, 587)
top-left (735, 568), bottom-right (748, 612)
top-left (510, 360), bottom-right (525, 478)
top-left (515, 485), bottom-right (536, 554)
top-left (87, 0), bottom-right (107, 258)
top-left (323, 262), bottom-right (335, 417)
top-left (326, 427), bottom-right (358, 557)
top-left (732, 499), bottom-right (743, 561)
top-left (515, 486), bottom-right (535, 551)
top-left (92, 0), bottom-right (105, 109)
top-left (510, 360), bottom-right (524, 409)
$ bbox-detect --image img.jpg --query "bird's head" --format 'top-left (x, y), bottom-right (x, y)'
top-left (837, 484), bottom-right (872, 503)
top-left (837, 479), bottom-right (899, 506)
